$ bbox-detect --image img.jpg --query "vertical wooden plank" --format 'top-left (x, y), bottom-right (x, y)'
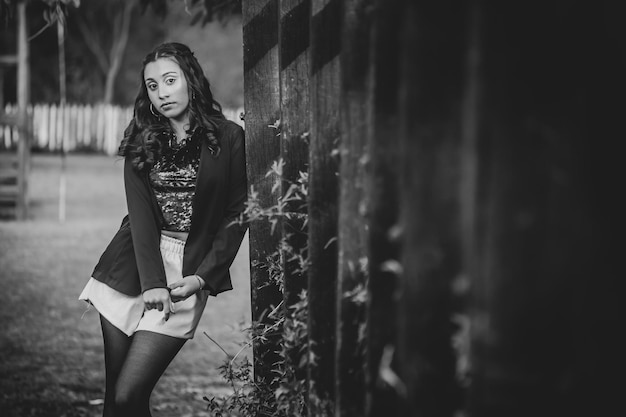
top-left (70, 105), bottom-right (77, 151)
top-left (76, 104), bottom-right (84, 148)
top-left (92, 104), bottom-right (98, 150)
top-left (242, 1), bottom-right (283, 412)
top-left (41, 104), bottom-right (49, 150)
top-left (38, 105), bottom-right (46, 149)
top-left (278, 0), bottom-right (311, 408)
top-left (16, 0), bottom-right (29, 220)
top-left (466, 2), bottom-right (625, 416)
top-left (84, 105), bottom-right (92, 149)
top-left (31, 104), bottom-right (39, 148)
top-left (396, 1), bottom-right (465, 416)
top-left (308, 0), bottom-right (341, 414)
top-left (0, 69), bottom-right (4, 109)
top-left (58, 105), bottom-right (65, 151)
top-left (63, 104), bottom-right (70, 152)
top-left (103, 105), bottom-right (110, 154)
top-left (365, 0), bottom-right (402, 414)
top-left (96, 104), bottom-right (104, 152)
top-left (279, 0), bottom-right (310, 308)
top-left (335, 0), bottom-right (372, 415)
top-left (457, 5), bottom-right (482, 415)
top-left (57, 105), bottom-right (64, 151)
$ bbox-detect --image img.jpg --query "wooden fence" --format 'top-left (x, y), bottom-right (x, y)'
top-left (0, 103), bottom-right (244, 155)
top-left (242, 1), bottom-right (623, 417)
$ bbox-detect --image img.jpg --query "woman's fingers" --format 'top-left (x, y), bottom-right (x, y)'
top-left (162, 301), bottom-right (171, 321)
top-left (170, 289), bottom-right (187, 303)
top-left (142, 288), bottom-right (173, 320)
top-left (171, 278), bottom-right (197, 302)
top-left (167, 276), bottom-right (203, 303)
top-left (168, 280), bottom-right (185, 290)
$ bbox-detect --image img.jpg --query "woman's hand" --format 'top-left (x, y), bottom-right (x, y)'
top-left (169, 275), bottom-right (204, 303)
top-left (143, 288), bottom-right (173, 321)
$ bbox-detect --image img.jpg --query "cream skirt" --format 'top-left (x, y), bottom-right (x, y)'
top-left (79, 234), bottom-right (209, 339)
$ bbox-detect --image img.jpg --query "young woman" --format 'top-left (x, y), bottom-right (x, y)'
top-left (79, 42), bottom-right (247, 416)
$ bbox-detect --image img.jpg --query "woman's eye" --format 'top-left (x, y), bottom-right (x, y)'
top-left (147, 83), bottom-right (157, 91)
top-left (165, 77), bottom-right (176, 85)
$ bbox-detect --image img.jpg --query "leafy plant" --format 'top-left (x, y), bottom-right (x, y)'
top-left (204, 160), bottom-right (312, 417)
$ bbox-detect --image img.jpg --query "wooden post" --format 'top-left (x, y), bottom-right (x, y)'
top-left (278, 0), bottom-right (311, 407)
top-left (335, 0), bottom-right (372, 415)
top-left (16, 0), bottom-right (30, 220)
top-left (365, 0), bottom-right (402, 414)
top-left (459, 4), bottom-right (482, 415)
top-left (395, 1), bottom-right (464, 416)
top-left (308, 0), bottom-right (341, 414)
top-left (466, 2), bottom-right (625, 415)
top-left (279, 0), bottom-right (310, 309)
top-left (242, 1), bottom-right (283, 410)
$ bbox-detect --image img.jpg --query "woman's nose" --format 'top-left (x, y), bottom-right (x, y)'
top-left (157, 86), bottom-right (169, 99)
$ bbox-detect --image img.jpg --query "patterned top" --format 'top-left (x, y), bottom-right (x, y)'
top-left (149, 133), bottom-right (201, 232)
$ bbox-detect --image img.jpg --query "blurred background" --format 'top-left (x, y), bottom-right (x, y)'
top-left (4, 1), bottom-right (624, 417)
top-left (0, 1), bottom-right (250, 416)
top-left (1, 0), bottom-right (243, 107)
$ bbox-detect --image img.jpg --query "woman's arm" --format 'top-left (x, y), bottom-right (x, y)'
top-left (194, 123), bottom-right (248, 293)
top-left (123, 156), bottom-right (168, 292)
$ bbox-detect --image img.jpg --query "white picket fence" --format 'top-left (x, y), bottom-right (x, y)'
top-left (0, 103), bottom-right (244, 155)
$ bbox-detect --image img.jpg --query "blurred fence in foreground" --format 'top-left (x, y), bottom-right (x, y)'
top-left (0, 103), bottom-right (244, 155)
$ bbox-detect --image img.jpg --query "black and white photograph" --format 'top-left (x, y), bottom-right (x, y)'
top-left (1, 1), bottom-right (623, 416)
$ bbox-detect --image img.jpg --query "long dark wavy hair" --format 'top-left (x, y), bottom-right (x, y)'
top-left (118, 42), bottom-right (225, 172)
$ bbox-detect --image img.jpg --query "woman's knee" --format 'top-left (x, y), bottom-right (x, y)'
top-left (113, 385), bottom-right (149, 415)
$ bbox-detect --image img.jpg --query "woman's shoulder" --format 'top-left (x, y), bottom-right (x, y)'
top-left (214, 119), bottom-right (244, 147)
top-left (216, 118), bottom-right (244, 137)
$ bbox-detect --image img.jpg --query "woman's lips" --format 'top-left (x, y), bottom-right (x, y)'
top-left (161, 102), bottom-right (175, 110)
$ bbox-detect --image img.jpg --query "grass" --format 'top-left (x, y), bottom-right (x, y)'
top-left (0, 152), bottom-right (252, 417)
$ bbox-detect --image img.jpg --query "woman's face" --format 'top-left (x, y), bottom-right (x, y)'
top-left (144, 58), bottom-right (190, 123)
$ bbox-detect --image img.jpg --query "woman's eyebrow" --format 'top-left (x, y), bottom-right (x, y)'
top-left (144, 72), bottom-right (178, 83)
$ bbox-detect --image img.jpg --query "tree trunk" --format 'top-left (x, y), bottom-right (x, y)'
top-left (103, 0), bottom-right (135, 104)
top-left (75, 0), bottom-right (136, 104)
top-left (16, 0), bottom-right (29, 221)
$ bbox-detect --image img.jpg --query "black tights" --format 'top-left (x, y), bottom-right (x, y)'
top-left (100, 315), bottom-right (186, 417)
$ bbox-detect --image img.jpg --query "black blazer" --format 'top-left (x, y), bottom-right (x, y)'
top-left (91, 119), bottom-right (248, 296)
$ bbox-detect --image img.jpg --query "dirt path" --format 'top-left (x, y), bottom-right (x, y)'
top-left (0, 154), bottom-right (251, 417)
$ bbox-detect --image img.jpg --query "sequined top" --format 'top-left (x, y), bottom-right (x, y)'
top-left (149, 133), bottom-right (201, 232)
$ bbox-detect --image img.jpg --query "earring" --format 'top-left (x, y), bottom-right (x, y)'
top-left (150, 103), bottom-right (161, 119)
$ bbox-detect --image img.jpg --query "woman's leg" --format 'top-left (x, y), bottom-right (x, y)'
top-left (113, 330), bottom-right (187, 417)
top-left (100, 315), bottom-right (132, 417)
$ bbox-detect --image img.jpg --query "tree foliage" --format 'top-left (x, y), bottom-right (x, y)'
top-left (69, 0), bottom-right (142, 103)
top-left (1, 0), bottom-right (243, 105)
top-left (1, 0), bottom-right (78, 27)
top-left (140, 0), bottom-right (241, 25)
